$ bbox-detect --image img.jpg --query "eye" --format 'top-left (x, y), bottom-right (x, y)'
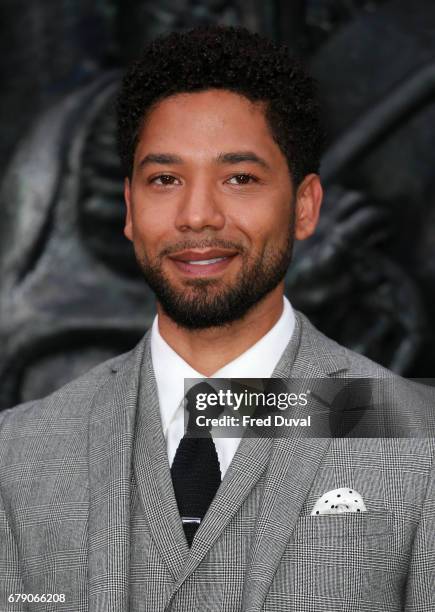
top-left (149, 174), bottom-right (180, 186)
top-left (226, 173), bottom-right (259, 185)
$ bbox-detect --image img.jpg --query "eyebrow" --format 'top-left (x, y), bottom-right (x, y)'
top-left (137, 151), bottom-right (271, 170)
top-left (216, 151), bottom-right (270, 170)
top-left (138, 153), bottom-right (183, 168)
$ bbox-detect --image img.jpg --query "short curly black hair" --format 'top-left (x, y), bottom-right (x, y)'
top-left (116, 25), bottom-right (324, 187)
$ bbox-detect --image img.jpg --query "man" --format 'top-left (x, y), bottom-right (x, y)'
top-left (0, 25), bottom-right (434, 612)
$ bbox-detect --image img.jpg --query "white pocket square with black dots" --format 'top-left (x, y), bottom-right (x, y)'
top-left (311, 487), bottom-right (367, 515)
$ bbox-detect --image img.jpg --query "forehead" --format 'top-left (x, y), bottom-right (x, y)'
top-left (134, 89), bottom-right (282, 163)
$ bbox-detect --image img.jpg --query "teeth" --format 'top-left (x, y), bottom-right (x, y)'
top-left (186, 257), bottom-right (227, 265)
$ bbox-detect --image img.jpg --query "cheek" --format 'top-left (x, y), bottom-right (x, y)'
top-left (233, 197), bottom-right (291, 244)
top-left (269, 198), bottom-right (293, 239)
top-left (130, 204), bottom-right (168, 244)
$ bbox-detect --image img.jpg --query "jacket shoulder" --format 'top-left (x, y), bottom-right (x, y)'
top-left (297, 312), bottom-right (435, 434)
top-left (297, 310), bottom-right (398, 378)
top-left (0, 347), bottom-right (136, 433)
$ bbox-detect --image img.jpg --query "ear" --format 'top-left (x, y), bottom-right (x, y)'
top-left (294, 173), bottom-right (323, 241)
top-left (124, 177), bottom-right (133, 242)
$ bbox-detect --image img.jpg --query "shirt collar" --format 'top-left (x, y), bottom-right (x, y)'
top-left (150, 296), bottom-right (295, 434)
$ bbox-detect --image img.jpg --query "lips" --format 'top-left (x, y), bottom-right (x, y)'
top-left (184, 257), bottom-right (227, 265)
top-left (169, 248), bottom-right (238, 262)
top-left (168, 249), bottom-right (239, 277)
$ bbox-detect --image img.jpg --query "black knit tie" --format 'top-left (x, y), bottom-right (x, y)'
top-left (170, 382), bottom-right (223, 546)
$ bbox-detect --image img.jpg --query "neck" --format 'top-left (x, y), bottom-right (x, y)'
top-left (156, 284), bottom-right (285, 376)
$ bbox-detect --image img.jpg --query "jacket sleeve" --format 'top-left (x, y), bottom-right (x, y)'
top-left (404, 441), bottom-right (435, 611)
top-left (0, 485), bottom-right (28, 611)
top-left (0, 412), bottom-right (28, 612)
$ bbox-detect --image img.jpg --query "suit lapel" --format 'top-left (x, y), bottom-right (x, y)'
top-left (132, 334), bottom-right (190, 579)
top-left (241, 311), bottom-right (349, 611)
top-left (87, 337), bottom-right (147, 612)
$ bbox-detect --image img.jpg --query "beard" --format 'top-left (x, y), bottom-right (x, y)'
top-left (134, 227), bottom-right (294, 330)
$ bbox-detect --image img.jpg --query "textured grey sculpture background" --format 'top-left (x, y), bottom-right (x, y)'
top-left (1, 0), bottom-right (433, 410)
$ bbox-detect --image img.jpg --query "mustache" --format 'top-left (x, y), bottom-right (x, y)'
top-left (160, 239), bottom-right (246, 258)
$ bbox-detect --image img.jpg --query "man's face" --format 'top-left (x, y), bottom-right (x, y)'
top-left (124, 89), bottom-right (319, 329)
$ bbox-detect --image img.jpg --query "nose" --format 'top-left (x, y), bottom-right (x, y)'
top-left (175, 177), bottom-right (225, 232)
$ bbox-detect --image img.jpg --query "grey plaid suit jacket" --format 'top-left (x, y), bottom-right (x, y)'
top-left (0, 310), bottom-right (434, 611)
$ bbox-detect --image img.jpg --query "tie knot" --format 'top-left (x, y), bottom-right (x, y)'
top-left (184, 381), bottom-right (224, 432)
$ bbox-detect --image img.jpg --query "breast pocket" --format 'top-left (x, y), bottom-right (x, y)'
top-left (264, 511), bottom-right (399, 612)
top-left (291, 509), bottom-right (394, 540)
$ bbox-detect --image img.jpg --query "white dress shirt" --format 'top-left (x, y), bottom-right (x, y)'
top-left (150, 295), bottom-right (295, 478)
